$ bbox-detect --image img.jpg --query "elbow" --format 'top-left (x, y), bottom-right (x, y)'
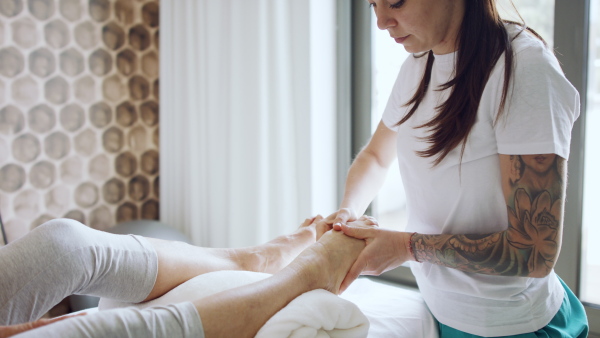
top-left (527, 260), bottom-right (557, 278)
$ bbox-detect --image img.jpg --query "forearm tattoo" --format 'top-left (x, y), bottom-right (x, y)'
top-left (412, 155), bottom-right (565, 277)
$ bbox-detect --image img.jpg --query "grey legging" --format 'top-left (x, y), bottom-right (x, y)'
top-left (0, 219), bottom-right (204, 337)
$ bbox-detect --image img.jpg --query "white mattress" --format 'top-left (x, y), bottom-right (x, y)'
top-left (97, 271), bottom-right (438, 337)
top-left (342, 278), bottom-right (438, 337)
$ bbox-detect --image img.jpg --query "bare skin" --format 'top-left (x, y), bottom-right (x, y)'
top-left (411, 154), bottom-right (565, 277)
top-left (332, 153), bottom-right (566, 292)
top-left (195, 229), bottom-right (366, 338)
top-left (144, 216), bottom-right (321, 301)
top-left (0, 216), bottom-right (366, 338)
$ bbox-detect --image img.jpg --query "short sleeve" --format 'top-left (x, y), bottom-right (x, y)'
top-left (381, 56), bottom-right (422, 132)
top-left (494, 45), bottom-right (580, 159)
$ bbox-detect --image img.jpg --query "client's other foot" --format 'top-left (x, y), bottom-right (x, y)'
top-left (286, 230), bottom-right (366, 295)
top-left (241, 216), bottom-right (322, 274)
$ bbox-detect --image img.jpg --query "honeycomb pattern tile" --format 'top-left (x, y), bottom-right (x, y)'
top-left (74, 75), bottom-right (96, 103)
top-left (28, 0), bottom-right (55, 21)
top-left (0, 0), bottom-right (160, 242)
top-left (89, 154), bottom-right (110, 180)
top-left (60, 156), bottom-right (82, 184)
top-left (140, 101), bottom-right (157, 126)
top-left (74, 128), bottom-right (96, 156)
top-left (12, 76), bottom-right (39, 106)
top-left (116, 101), bottom-right (136, 127)
top-left (29, 48), bottom-right (56, 78)
top-left (44, 20), bottom-right (70, 49)
top-left (60, 103), bottom-right (85, 132)
top-left (0, 47), bottom-right (25, 78)
top-left (44, 131), bottom-right (70, 160)
top-left (12, 18), bottom-right (38, 49)
top-left (0, 0), bottom-right (24, 18)
top-left (115, 151), bottom-right (136, 177)
top-left (44, 76), bottom-right (69, 104)
top-left (75, 181), bottom-right (99, 207)
top-left (0, 164), bottom-right (26, 192)
top-left (114, 0), bottom-right (134, 25)
top-left (60, 0), bottom-right (82, 22)
top-left (116, 201), bottom-right (137, 223)
top-left (89, 48), bottom-right (112, 76)
top-left (141, 149), bottom-right (157, 175)
top-left (116, 49), bottom-right (136, 76)
top-left (0, 105), bottom-right (25, 135)
top-left (141, 199), bottom-right (158, 219)
top-left (64, 209), bottom-right (85, 223)
top-left (103, 177), bottom-right (125, 204)
top-left (45, 185), bottom-right (69, 215)
top-left (74, 21), bottom-right (99, 50)
top-left (30, 160), bottom-right (56, 189)
top-left (28, 104), bottom-right (56, 133)
top-left (142, 2), bottom-right (158, 28)
top-left (12, 133), bottom-right (40, 163)
top-left (89, 102), bottom-right (112, 128)
top-left (141, 51), bottom-right (158, 78)
top-left (89, 205), bottom-right (111, 230)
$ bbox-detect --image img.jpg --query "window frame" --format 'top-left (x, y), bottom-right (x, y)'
top-left (337, 0), bottom-right (599, 333)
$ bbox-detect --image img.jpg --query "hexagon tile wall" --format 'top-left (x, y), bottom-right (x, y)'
top-left (0, 0), bottom-right (160, 244)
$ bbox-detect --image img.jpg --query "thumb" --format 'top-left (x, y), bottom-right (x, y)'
top-left (338, 257), bottom-right (364, 294)
top-left (332, 214), bottom-right (349, 227)
top-left (338, 223), bottom-right (372, 239)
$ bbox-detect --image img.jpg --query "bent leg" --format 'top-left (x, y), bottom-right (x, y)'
top-left (7, 227), bottom-right (363, 338)
top-left (143, 216), bottom-right (320, 301)
top-left (0, 219), bottom-right (158, 325)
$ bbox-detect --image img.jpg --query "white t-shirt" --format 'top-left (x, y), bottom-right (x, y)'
top-left (381, 24), bottom-right (580, 337)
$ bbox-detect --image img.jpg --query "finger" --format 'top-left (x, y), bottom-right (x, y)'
top-left (313, 214), bottom-right (324, 222)
top-left (332, 211), bottom-right (353, 230)
top-left (357, 215), bottom-right (379, 226)
top-left (339, 258), bottom-right (364, 294)
top-left (315, 221), bottom-right (332, 240)
top-left (339, 223), bottom-right (373, 240)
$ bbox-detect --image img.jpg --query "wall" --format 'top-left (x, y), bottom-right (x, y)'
top-left (0, 0), bottom-right (159, 244)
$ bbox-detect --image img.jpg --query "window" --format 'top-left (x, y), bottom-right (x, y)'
top-left (581, 0), bottom-right (600, 306)
top-left (370, 10), bottom-right (410, 232)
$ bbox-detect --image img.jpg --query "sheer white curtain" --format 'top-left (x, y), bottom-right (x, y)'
top-left (160, 0), bottom-right (336, 247)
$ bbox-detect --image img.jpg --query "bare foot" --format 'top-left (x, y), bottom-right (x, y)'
top-left (240, 216), bottom-right (322, 274)
top-left (286, 229), bottom-right (365, 294)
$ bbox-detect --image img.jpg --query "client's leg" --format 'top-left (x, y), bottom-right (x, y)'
top-left (0, 219), bottom-right (158, 325)
top-left (9, 228), bottom-right (364, 338)
top-left (195, 229), bottom-right (365, 338)
top-left (143, 216), bottom-right (321, 301)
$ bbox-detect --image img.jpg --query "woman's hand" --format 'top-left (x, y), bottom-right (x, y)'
top-left (316, 208), bottom-right (359, 239)
top-left (335, 220), bottom-right (412, 293)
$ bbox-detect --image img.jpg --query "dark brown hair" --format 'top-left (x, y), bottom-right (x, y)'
top-left (397, 0), bottom-right (545, 166)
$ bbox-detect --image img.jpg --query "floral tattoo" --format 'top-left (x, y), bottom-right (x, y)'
top-left (411, 154), bottom-right (564, 277)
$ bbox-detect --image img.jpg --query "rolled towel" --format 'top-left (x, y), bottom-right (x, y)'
top-left (99, 270), bottom-right (369, 338)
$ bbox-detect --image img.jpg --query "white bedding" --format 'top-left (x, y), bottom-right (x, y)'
top-left (99, 271), bottom-right (438, 338)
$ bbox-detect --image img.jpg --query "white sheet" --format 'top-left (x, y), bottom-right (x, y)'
top-left (99, 271), bottom-right (438, 338)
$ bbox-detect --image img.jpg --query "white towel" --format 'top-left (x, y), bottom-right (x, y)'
top-left (99, 270), bottom-right (369, 338)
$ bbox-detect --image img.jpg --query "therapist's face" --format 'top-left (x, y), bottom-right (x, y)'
top-left (368, 0), bottom-right (465, 55)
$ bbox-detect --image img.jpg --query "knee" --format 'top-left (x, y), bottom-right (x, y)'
top-left (33, 218), bottom-right (96, 251)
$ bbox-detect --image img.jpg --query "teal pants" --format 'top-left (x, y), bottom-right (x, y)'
top-left (438, 277), bottom-right (589, 338)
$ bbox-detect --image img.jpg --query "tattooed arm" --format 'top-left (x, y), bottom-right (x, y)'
top-left (411, 154), bottom-right (566, 278)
